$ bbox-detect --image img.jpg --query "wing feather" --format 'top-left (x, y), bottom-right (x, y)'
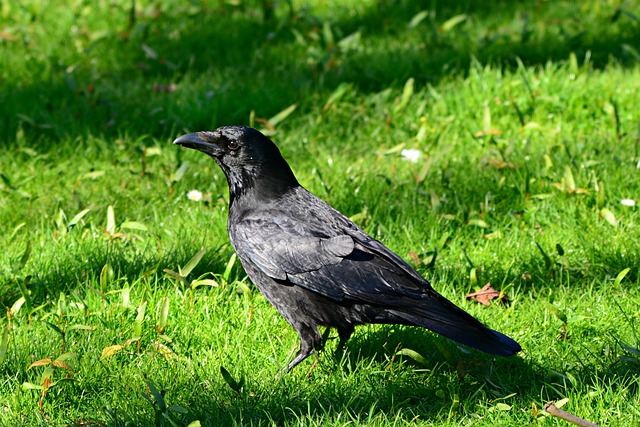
top-left (233, 207), bottom-right (433, 305)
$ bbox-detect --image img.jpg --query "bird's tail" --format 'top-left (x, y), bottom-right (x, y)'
top-left (389, 292), bottom-right (521, 356)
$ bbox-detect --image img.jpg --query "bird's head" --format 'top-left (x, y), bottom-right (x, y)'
top-left (173, 126), bottom-right (299, 203)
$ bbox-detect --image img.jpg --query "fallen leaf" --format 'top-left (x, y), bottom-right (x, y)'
top-left (100, 345), bottom-right (124, 360)
top-left (28, 358), bottom-right (52, 369)
top-left (0, 31), bottom-right (18, 41)
top-left (153, 83), bottom-right (177, 93)
top-left (465, 283), bottom-right (509, 306)
top-left (474, 129), bottom-right (502, 137)
top-left (52, 360), bottom-right (72, 370)
top-left (485, 158), bottom-right (515, 169)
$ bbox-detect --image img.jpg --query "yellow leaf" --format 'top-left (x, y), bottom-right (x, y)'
top-left (28, 358), bottom-right (52, 369)
top-left (474, 129), bottom-right (502, 137)
top-left (100, 345), bottom-right (124, 360)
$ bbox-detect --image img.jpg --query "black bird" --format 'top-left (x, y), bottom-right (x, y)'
top-left (174, 126), bottom-right (521, 371)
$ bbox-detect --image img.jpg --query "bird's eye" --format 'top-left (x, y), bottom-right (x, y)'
top-left (228, 140), bottom-right (239, 151)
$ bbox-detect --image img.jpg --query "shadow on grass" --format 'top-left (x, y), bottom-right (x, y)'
top-left (107, 325), bottom-right (639, 426)
top-left (3, 0), bottom-right (639, 143)
top-left (0, 237), bottom-right (237, 310)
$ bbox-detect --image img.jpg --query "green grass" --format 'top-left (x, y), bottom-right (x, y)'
top-left (1, 0), bottom-right (640, 425)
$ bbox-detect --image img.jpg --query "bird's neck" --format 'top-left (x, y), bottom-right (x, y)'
top-left (225, 165), bottom-right (299, 210)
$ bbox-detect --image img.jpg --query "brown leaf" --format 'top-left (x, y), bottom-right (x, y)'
top-left (408, 251), bottom-right (421, 265)
top-left (52, 360), bottom-right (72, 370)
top-left (485, 157), bottom-right (515, 169)
top-left (28, 358), bottom-right (52, 369)
top-left (0, 31), bottom-right (17, 41)
top-left (465, 283), bottom-right (509, 306)
top-left (42, 375), bottom-right (52, 391)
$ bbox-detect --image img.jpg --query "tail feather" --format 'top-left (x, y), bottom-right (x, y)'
top-left (390, 293), bottom-right (522, 356)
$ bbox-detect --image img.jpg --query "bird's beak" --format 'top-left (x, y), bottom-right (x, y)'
top-left (173, 132), bottom-right (222, 156)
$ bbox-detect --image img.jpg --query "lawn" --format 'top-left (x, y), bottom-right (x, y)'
top-left (1, 0), bottom-right (639, 426)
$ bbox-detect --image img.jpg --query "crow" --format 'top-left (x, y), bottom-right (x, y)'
top-left (174, 126), bottom-right (521, 371)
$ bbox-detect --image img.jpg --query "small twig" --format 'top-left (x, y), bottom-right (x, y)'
top-left (306, 358), bottom-right (319, 378)
top-left (544, 401), bottom-right (601, 427)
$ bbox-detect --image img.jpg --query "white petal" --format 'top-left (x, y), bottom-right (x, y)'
top-left (187, 189), bottom-right (203, 202)
top-left (401, 148), bottom-right (421, 163)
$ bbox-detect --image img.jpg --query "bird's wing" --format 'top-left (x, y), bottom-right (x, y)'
top-left (234, 210), bottom-right (431, 303)
top-left (234, 215), bottom-right (355, 299)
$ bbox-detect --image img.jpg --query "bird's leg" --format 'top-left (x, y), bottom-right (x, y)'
top-left (286, 342), bottom-right (314, 371)
top-left (329, 324), bottom-right (355, 368)
top-left (285, 325), bottom-right (324, 372)
top-left (321, 326), bottom-right (332, 345)
top-left (336, 324), bottom-right (354, 353)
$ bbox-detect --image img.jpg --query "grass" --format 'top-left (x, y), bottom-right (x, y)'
top-left (1, 0), bottom-right (640, 425)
